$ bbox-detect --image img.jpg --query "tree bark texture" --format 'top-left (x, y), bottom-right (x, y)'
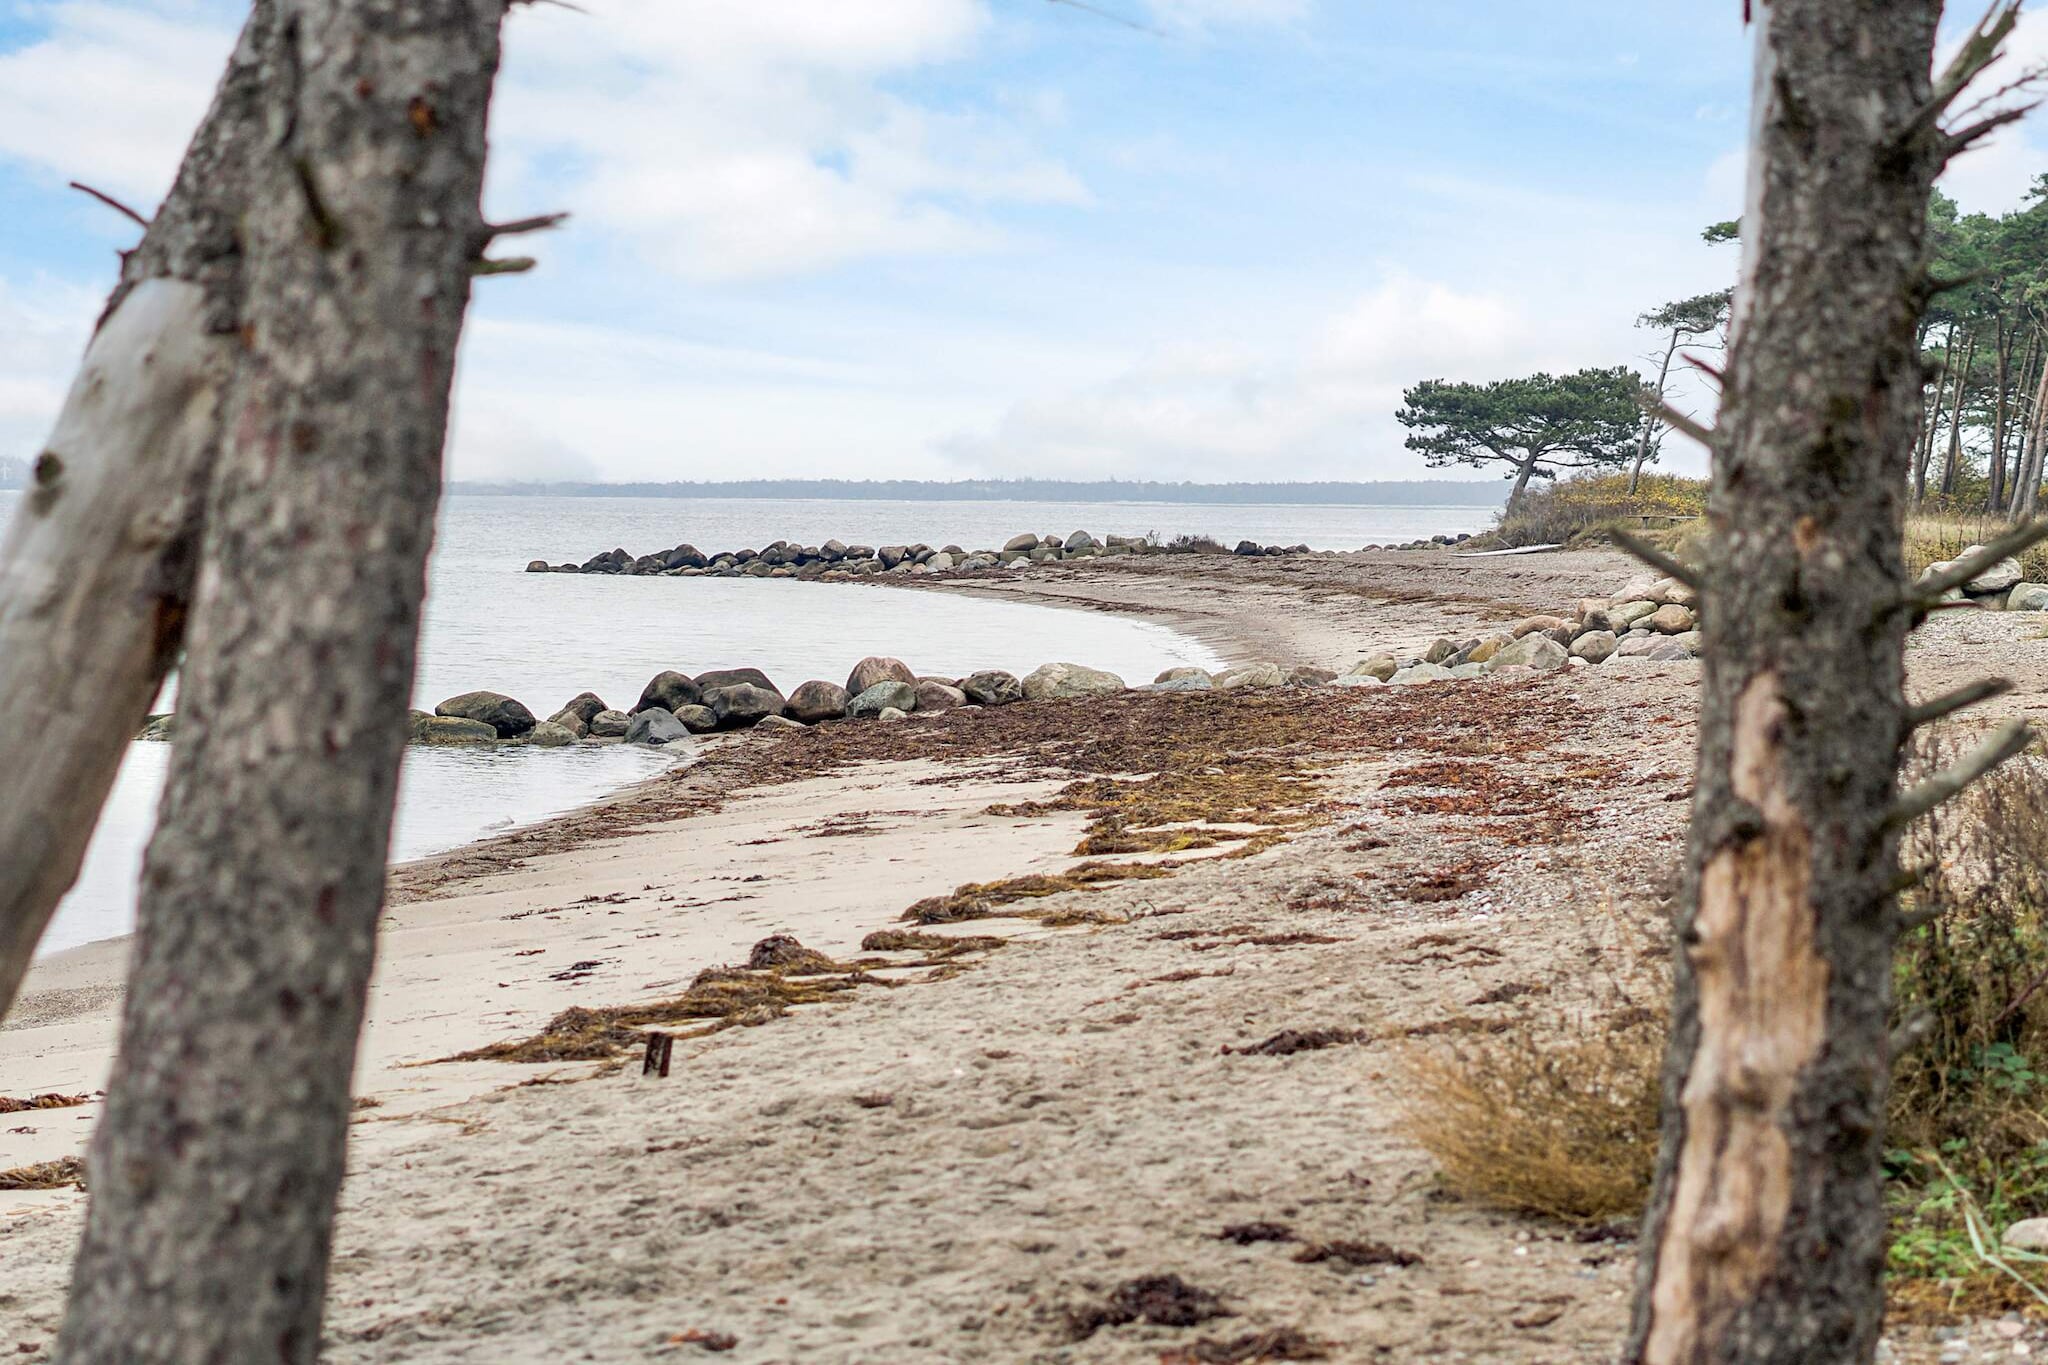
top-left (0, 5), bottom-right (266, 1023)
top-left (1625, 3), bottom-right (1945, 1362)
top-left (55, 0), bottom-right (504, 1360)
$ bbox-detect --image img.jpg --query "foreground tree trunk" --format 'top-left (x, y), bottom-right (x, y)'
top-left (0, 9), bottom-right (264, 1022)
top-left (55, 0), bottom-right (507, 1359)
top-left (1625, 2), bottom-right (1955, 1361)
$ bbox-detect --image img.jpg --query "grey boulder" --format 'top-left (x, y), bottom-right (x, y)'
top-left (1215, 661), bottom-right (1287, 690)
top-left (587, 708), bottom-right (632, 738)
top-left (672, 705), bottom-right (719, 733)
top-left (785, 680), bottom-right (851, 724)
top-left (633, 671), bottom-right (699, 714)
top-left (526, 721), bottom-right (579, 747)
top-left (1346, 655), bottom-right (1399, 683)
top-left (545, 708), bottom-right (589, 739)
top-left (1021, 662), bottom-right (1126, 701)
top-left (435, 690), bottom-right (536, 738)
top-left (695, 667), bottom-right (779, 696)
top-left (557, 692), bottom-right (609, 725)
top-left (848, 681), bottom-right (918, 718)
top-left (914, 681), bottom-right (968, 712)
top-left (624, 708), bottom-right (691, 746)
top-left (2009, 583), bottom-right (2048, 612)
top-left (1494, 635), bottom-right (1569, 671)
top-left (961, 670), bottom-right (1025, 706)
top-left (1568, 630), bottom-right (1618, 664)
top-left (409, 710), bottom-right (498, 744)
top-left (704, 683), bottom-right (786, 728)
top-left (846, 656), bottom-right (916, 695)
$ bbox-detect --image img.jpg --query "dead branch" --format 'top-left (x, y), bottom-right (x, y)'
top-left (471, 256), bottom-right (536, 276)
top-left (66, 181), bottom-right (150, 230)
top-left (1642, 397), bottom-right (1715, 447)
top-left (1904, 678), bottom-right (2015, 730)
top-left (1607, 528), bottom-right (1701, 590)
top-left (1888, 719), bottom-right (2033, 828)
top-left (1898, 0), bottom-right (2025, 147)
top-left (478, 212), bottom-right (568, 245)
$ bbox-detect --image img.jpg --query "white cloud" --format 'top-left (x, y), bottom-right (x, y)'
top-left (0, 0), bottom-right (1086, 283)
top-left (0, 276), bottom-right (100, 458)
top-left (0, 0), bottom-right (233, 205)
top-left (491, 0), bottom-right (1088, 281)
top-left (1933, 7), bottom-right (2048, 214)
top-left (1144, 0), bottom-right (1309, 28)
top-left (940, 273), bottom-right (1549, 481)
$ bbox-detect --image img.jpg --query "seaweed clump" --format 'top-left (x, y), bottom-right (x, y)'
top-left (0, 1156), bottom-right (86, 1191)
top-left (1162, 1328), bottom-right (1331, 1363)
top-left (903, 862), bottom-right (1174, 925)
top-left (448, 936), bottom-right (879, 1063)
top-left (1067, 1274), bottom-right (1231, 1341)
top-left (0, 1093), bottom-right (89, 1113)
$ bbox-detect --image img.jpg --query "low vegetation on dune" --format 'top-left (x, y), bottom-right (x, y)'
top-left (1905, 514), bottom-right (2048, 583)
top-left (1398, 749), bottom-right (2048, 1319)
top-left (1481, 472), bottom-right (1708, 551)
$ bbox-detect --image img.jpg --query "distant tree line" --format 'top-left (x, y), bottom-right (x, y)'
top-left (446, 477), bottom-right (1508, 506)
top-left (1912, 182), bottom-right (2048, 520)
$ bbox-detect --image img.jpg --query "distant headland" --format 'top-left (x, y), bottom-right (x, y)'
top-left (443, 477), bottom-right (1508, 506)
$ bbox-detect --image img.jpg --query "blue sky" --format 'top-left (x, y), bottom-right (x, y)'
top-left (1, 0), bottom-right (2042, 483)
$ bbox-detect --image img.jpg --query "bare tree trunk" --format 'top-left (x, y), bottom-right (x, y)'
top-left (1940, 328), bottom-right (1976, 497)
top-left (1990, 316), bottom-right (2012, 512)
top-left (2014, 333), bottom-right (2048, 524)
top-left (1506, 449), bottom-right (1543, 511)
top-left (1634, 331), bottom-right (1684, 494)
top-left (1914, 328), bottom-right (1950, 504)
top-left (55, 0), bottom-right (506, 1359)
top-left (0, 9), bottom-right (264, 1022)
top-left (1625, 2), bottom-right (1950, 1361)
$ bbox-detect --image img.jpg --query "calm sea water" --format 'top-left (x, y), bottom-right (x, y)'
top-left (3, 492), bottom-right (1484, 956)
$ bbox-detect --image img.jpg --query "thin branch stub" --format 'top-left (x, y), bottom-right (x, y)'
top-left (1607, 528), bottom-right (1700, 591)
top-left (66, 181), bottom-right (150, 230)
top-left (480, 212), bottom-right (568, 242)
top-left (1643, 398), bottom-right (1714, 448)
top-left (1905, 678), bottom-right (2015, 730)
top-left (1899, 902), bottom-right (1944, 932)
top-left (1888, 719), bottom-right (2034, 829)
top-left (472, 257), bottom-right (536, 277)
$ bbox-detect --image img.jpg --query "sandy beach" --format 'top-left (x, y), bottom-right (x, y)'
top-left (5, 546), bottom-right (2045, 1363)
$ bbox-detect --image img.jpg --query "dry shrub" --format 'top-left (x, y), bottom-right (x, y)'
top-left (1486, 471), bottom-right (1707, 549)
top-left (1891, 744), bottom-right (2048, 1159)
top-left (1397, 1011), bottom-right (1664, 1223)
top-left (1394, 900), bottom-right (1669, 1224)
top-left (1903, 513), bottom-right (2048, 581)
top-left (1886, 742), bottom-right (2048, 1306)
top-left (0, 1156), bottom-right (86, 1191)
